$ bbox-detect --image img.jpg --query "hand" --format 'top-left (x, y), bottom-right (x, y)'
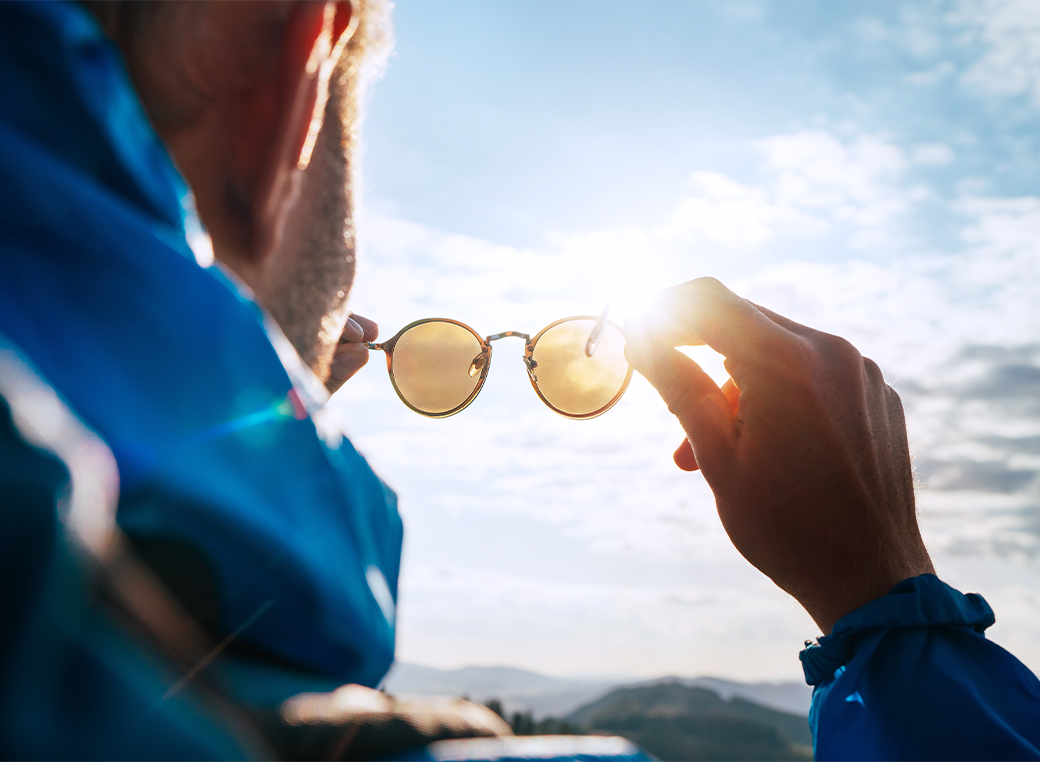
top-left (326, 313), bottom-right (378, 394)
top-left (625, 278), bottom-right (934, 634)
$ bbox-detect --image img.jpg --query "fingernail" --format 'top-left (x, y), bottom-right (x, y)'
top-left (342, 316), bottom-right (364, 342)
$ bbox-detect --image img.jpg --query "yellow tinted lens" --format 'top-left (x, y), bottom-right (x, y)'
top-left (390, 321), bottom-right (486, 415)
top-left (531, 319), bottom-right (630, 417)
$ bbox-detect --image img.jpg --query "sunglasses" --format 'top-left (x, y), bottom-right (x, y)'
top-left (363, 314), bottom-right (632, 419)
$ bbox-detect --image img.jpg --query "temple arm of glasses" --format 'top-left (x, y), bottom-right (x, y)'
top-left (364, 341), bottom-right (385, 350)
top-left (585, 301), bottom-right (612, 357)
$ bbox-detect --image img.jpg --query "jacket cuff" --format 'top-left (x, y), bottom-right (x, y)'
top-left (799, 574), bottom-right (994, 686)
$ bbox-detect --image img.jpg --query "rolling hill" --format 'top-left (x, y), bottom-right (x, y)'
top-left (565, 681), bottom-right (813, 761)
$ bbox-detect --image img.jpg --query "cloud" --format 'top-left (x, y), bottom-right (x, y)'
top-left (349, 149), bottom-right (1040, 550)
top-left (956, 195), bottom-right (1040, 260)
top-left (342, 125), bottom-right (1040, 680)
top-left (964, 360), bottom-right (1040, 410)
top-left (849, 2), bottom-right (1040, 109)
top-left (982, 435), bottom-right (1040, 457)
top-left (916, 458), bottom-right (1038, 494)
top-left (656, 131), bottom-right (916, 251)
top-left (949, 0), bottom-right (1040, 105)
top-left (853, 7), bottom-right (943, 59)
top-left (912, 143), bottom-right (955, 166)
top-left (895, 342), bottom-right (1040, 564)
top-left (336, 0), bottom-right (1040, 680)
top-left (905, 61), bottom-right (957, 88)
top-left (662, 171), bottom-right (811, 247)
top-left (907, 344), bottom-right (1040, 411)
top-left (353, 128), bottom-right (932, 335)
top-left (392, 561), bottom-right (815, 680)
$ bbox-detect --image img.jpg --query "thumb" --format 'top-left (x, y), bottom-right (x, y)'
top-left (625, 331), bottom-right (738, 474)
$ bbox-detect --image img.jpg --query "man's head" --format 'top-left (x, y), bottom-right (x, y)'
top-left (86, 1), bottom-right (389, 379)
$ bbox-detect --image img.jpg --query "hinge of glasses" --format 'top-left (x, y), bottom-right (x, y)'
top-left (523, 355), bottom-right (538, 382)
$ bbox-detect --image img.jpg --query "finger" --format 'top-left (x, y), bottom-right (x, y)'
top-left (339, 315), bottom-right (365, 343)
top-left (749, 302), bottom-right (815, 337)
top-left (349, 313), bottom-right (379, 342)
top-left (625, 328), bottom-right (738, 474)
top-left (628, 277), bottom-right (791, 362)
top-left (673, 438), bottom-right (699, 472)
top-left (326, 343), bottom-right (369, 393)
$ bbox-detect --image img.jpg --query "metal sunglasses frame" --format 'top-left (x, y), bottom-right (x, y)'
top-left (365, 316), bottom-right (633, 419)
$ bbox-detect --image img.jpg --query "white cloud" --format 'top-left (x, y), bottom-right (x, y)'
top-left (950, 0), bottom-right (1040, 105)
top-left (765, 131), bottom-right (911, 234)
top-left (393, 561), bottom-right (814, 680)
top-left (913, 142), bottom-right (955, 166)
top-left (957, 195), bottom-right (1040, 258)
top-left (905, 60), bottom-right (957, 87)
top-left (352, 129), bottom-right (922, 333)
top-left (661, 171), bottom-right (821, 246)
top-left (851, 2), bottom-right (1040, 108)
top-left (853, 9), bottom-right (942, 59)
top-left (342, 131), bottom-right (1040, 680)
top-left (654, 131), bottom-right (917, 251)
top-left (348, 151), bottom-right (1040, 565)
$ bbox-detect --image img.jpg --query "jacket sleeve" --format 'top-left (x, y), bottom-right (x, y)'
top-left (800, 574), bottom-right (1040, 761)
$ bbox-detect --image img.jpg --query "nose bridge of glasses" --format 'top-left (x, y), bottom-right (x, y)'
top-left (484, 331), bottom-right (538, 378)
top-left (485, 330), bottom-right (531, 343)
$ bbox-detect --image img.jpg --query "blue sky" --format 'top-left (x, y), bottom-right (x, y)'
top-left (361, 1), bottom-right (1040, 251)
top-left (335, 1), bottom-right (1040, 682)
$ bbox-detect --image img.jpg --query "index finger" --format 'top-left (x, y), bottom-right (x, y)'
top-left (629, 277), bottom-right (791, 361)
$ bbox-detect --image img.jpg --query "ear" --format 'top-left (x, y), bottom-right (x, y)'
top-left (237, 1), bottom-right (354, 265)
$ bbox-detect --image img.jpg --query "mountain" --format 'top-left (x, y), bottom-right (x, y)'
top-left (381, 662), bottom-right (811, 718)
top-left (565, 681), bottom-right (813, 761)
top-left (661, 677), bottom-right (811, 717)
top-left (381, 662), bottom-right (616, 718)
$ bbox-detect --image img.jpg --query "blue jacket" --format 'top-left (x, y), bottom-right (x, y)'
top-left (0, 340), bottom-right (258, 759)
top-left (0, 0), bottom-right (403, 696)
top-left (802, 575), bottom-right (1040, 759)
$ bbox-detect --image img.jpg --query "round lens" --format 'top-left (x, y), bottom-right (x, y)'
top-left (530, 318), bottom-right (631, 418)
top-left (389, 320), bottom-right (487, 416)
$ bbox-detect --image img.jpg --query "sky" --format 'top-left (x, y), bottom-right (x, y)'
top-left (333, 0), bottom-right (1040, 683)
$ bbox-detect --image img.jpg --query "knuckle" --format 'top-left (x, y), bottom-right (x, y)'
top-left (677, 277), bottom-right (726, 314)
top-left (801, 332), bottom-right (866, 382)
top-left (862, 356), bottom-right (885, 384)
top-left (816, 332), bottom-right (861, 363)
top-left (694, 276), bottom-right (725, 293)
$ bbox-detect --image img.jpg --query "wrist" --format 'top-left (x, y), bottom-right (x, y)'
top-left (799, 554), bottom-right (936, 636)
